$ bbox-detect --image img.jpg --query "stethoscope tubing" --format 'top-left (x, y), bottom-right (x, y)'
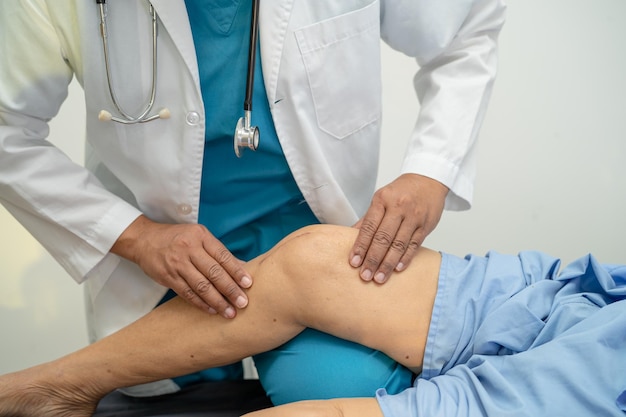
top-left (96, 0), bottom-right (260, 156)
top-left (97, 0), bottom-right (161, 124)
top-left (244, 0), bottom-right (260, 112)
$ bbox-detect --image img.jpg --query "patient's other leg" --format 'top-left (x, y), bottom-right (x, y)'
top-left (0, 224), bottom-right (440, 417)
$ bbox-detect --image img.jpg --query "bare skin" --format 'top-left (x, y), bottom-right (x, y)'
top-left (0, 224), bottom-right (441, 417)
top-left (242, 398), bottom-right (382, 417)
top-left (111, 214), bottom-right (253, 318)
top-left (350, 173), bottom-right (448, 284)
top-left (111, 175), bottom-right (447, 318)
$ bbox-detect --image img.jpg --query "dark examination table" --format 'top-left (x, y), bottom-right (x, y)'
top-left (94, 380), bottom-right (273, 417)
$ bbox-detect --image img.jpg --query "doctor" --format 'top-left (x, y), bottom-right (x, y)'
top-left (0, 0), bottom-right (505, 400)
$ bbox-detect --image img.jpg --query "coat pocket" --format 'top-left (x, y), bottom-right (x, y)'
top-left (295, 2), bottom-right (381, 139)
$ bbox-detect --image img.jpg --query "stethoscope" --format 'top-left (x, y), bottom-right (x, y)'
top-left (95, 0), bottom-right (260, 157)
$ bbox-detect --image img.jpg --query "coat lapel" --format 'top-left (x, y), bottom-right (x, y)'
top-left (259, 0), bottom-right (294, 104)
top-left (149, 0), bottom-right (200, 89)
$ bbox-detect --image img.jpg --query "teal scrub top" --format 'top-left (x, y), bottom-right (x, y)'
top-left (170, 0), bottom-right (318, 385)
top-left (186, 0), bottom-right (312, 253)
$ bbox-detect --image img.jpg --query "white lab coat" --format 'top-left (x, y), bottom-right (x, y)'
top-left (0, 0), bottom-right (505, 395)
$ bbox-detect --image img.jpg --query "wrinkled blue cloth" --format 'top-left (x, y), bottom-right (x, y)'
top-left (377, 251), bottom-right (626, 417)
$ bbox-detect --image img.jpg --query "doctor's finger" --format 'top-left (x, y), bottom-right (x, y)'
top-left (358, 213), bottom-right (403, 282)
top-left (394, 227), bottom-right (429, 273)
top-left (370, 218), bottom-right (420, 283)
top-left (202, 238), bottom-right (254, 291)
top-left (198, 243), bottom-right (251, 309)
top-left (349, 204), bottom-right (385, 269)
top-left (203, 259), bottom-right (249, 313)
top-left (175, 270), bottom-right (235, 318)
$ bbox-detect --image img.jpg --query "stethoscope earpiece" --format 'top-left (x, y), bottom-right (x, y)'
top-left (98, 108), bottom-right (170, 124)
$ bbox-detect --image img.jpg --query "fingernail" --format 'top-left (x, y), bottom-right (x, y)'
top-left (241, 276), bottom-right (252, 288)
top-left (208, 307), bottom-right (218, 315)
top-left (350, 255), bottom-right (362, 267)
top-left (361, 269), bottom-right (372, 281)
top-left (395, 262), bottom-right (405, 272)
top-left (374, 272), bottom-right (386, 283)
top-left (236, 295), bottom-right (248, 308)
top-left (224, 307), bottom-right (236, 319)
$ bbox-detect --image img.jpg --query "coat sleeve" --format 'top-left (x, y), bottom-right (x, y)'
top-left (380, 0), bottom-right (506, 210)
top-left (0, 0), bottom-right (141, 282)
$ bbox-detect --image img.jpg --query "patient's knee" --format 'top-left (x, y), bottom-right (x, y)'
top-left (273, 224), bottom-right (355, 278)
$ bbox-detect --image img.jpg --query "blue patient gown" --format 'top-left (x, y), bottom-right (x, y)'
top-left (377, 251), bottom-right (626, 417)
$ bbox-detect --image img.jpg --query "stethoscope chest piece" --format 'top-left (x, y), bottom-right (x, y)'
top-left (234, 112), bottom-right (259, 158)
top-left (233, 0), bottom-right (261, 158)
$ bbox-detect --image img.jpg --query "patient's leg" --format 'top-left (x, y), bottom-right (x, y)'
top-left (243, 397), bottom-right (383, 417)
top-left (0, 224), bottom-right (440, 417)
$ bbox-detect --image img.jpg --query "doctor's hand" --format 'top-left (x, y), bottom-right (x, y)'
top-left (349, 174), bottom-right (448, 284)
top-left (111, 215), bottom-right (252, 319)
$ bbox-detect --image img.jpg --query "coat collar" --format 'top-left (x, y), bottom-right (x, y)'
top-left (148, 0), bottom-right (294, 104)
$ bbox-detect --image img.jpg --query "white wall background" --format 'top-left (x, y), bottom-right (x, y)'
top-left (2, 0), bottom-right (625, 374)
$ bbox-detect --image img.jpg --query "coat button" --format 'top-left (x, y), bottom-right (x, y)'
top-left (186, 111), bottom-right (201, 125)
top-left (176, 203), bottom-right (193, 216)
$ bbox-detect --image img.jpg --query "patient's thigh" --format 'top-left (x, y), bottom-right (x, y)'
top-left (253, 329), bottom-right (413, 406)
